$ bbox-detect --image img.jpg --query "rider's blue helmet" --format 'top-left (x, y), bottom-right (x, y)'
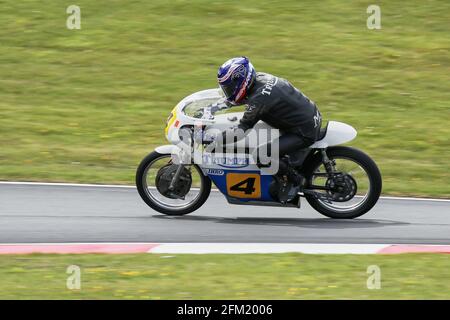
top-left (217, 56), bottom-right (256, 105)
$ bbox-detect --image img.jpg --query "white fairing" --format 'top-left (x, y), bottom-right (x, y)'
top-left (310, 121), bottom-right (357, 148)
top-left (155, 145), bottom-right (178, 154)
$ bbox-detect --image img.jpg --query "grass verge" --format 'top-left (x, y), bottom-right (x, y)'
top-left (0, 253), bottom-right (449, 299)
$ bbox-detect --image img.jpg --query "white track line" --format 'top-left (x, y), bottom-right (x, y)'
top-left (0, 181), bottom-right (136, 189)
top-left (0, 181), bottom-right (449, 202)
top-left (0, 242), bottom-right (156, 245)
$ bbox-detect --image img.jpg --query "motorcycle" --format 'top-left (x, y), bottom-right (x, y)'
top-left (136, 88), bottom-right (382, 219)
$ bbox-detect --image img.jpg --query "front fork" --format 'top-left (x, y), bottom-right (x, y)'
top-left (168, 164), bottom-right (185, 191)
top-left (168, 135), bottom-right (194, 192)
top-left (321, 148), bottom-right (336, 174)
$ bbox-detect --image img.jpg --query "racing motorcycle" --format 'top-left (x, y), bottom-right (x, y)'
top-left (136, 88), bottom-right (382, 219)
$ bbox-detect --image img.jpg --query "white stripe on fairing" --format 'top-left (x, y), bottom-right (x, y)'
top-left (0, 181), bottom-right (449, 202)
top-left (148, 243), bottom-right (389, 254)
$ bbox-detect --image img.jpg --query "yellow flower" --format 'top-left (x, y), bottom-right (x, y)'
top-left (120, 271), bottom-right (141, 276)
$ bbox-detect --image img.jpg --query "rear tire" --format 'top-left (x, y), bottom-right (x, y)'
top-left (136, 151), bottom-right (211, 215)
top-left (303, 146), bottom-right (382, 219)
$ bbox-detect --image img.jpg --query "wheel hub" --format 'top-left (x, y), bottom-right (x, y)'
top-left (325, 173), bottom-right (357, 202)
top-left (155, 164), bottom-right (192, 199)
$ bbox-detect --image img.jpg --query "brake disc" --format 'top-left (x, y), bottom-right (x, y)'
top-left (155, 164), bottom-right (192, 199)
top-left (325, 174), bottom-right (358, 202)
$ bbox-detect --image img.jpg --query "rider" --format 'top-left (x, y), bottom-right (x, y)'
top-left (214, 56), bottom-right (322, 200)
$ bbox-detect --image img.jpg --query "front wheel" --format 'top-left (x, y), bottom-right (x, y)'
top-left (303, 146), bottom-right (382, 219)
top-left (136, 151), bottom-right (211, 215)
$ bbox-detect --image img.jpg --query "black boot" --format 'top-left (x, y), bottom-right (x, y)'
top-left (276, 176), bottom-right (295, 204)
top-left (274, 161), bottom-right (303, 204)
top-left (278, 157), bottom-right (304, 187)
top-left (286, 166), bottom-right (304, 187)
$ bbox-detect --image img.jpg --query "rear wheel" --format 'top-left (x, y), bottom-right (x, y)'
top-left (136, 151), bottom-right (211, 215)
top-left (303, 146), bottom-right (382, 219)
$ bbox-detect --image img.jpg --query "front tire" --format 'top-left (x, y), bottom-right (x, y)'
top-left (136, 151), bottom-right (211, 215)
top-left (303, 146), bottom-right (382, 219)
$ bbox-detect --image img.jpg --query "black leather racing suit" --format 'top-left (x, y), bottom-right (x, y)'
top-left (222, 72), bottom-right (322, 174)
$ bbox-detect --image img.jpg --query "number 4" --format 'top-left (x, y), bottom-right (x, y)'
top-left (226, 173), bottom-right (261, 198)
top-left (230, 177), bottom-right (256, 195)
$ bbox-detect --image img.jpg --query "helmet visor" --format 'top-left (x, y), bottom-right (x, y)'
top-left (219, 82), bottom-right (236, 102)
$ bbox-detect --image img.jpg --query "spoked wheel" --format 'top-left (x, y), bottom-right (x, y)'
top-left (303, 146), bottom-right (382, 219)
top-left (136, 151), bottom-right (211, 215)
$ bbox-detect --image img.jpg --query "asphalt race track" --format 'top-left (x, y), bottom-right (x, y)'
top-left (0, 183), bottom-right (449, 244)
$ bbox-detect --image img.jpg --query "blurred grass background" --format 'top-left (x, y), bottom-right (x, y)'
top-left (0, 253), bottom-right (449, 299)
top-left (0, 0), bottom-right (449, 196)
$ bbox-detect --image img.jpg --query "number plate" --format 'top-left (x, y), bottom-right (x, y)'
top-left (226, 173), bottom-right (261, 199)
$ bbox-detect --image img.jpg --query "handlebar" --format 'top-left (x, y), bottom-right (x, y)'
top-left (193, 99), bottom-right (231, 120)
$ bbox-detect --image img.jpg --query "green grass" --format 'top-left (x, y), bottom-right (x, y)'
top-left (0, 0), bottom-right (449, 197)
top-left (0, 253), bottom-right (449, 299)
